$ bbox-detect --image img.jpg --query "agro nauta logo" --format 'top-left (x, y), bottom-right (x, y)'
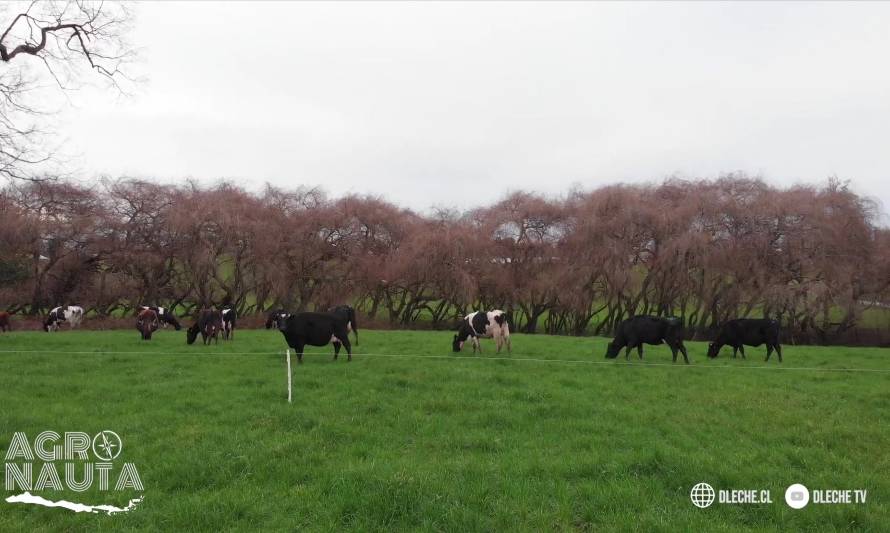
top-left (4, 431), bottom-right (143, 492)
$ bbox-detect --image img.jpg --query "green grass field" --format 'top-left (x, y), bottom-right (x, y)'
top-left (1, 329), bottom-right (888, 531)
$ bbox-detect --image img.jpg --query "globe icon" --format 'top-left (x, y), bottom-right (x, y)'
top-left (690, 483), bottom-right (715, 508)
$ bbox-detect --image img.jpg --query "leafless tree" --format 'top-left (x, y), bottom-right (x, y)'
top-left (0, 1), bottom-right (135, 180)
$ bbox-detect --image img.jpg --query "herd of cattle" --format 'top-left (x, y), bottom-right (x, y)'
top-left (0, 305), bottom-right (784, 363)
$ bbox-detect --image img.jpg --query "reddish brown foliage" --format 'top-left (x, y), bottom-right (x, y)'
top-left (1, 176), bottom-right (888, 343)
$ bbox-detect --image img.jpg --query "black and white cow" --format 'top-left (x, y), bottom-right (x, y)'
top-left (265, 309), bottom-right (290, 330)
top-left (186, 308), bottom-right (223, 345)
top-left (327, 305), bottom-right (358, 346)
top-left (708, 318), bottom-right (782, 362)
top-left (276, 311), bottom-right (353, 363)
top-left (452, 310), bottom-right (511, 354)
top-left (139, 306), bottom-right (181, 330)
top-left (43, 305), bottom-right (84, 332)
top-left (605, 315), bottom-right (689, 363)
top-left (220, 307), bottom-right (237, 340)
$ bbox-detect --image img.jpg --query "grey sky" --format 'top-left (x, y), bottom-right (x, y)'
top-left (57, 1), bottom-right (890, 215)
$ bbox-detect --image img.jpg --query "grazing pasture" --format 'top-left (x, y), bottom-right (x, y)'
top-left (0, 330), bottom-right (888, 531)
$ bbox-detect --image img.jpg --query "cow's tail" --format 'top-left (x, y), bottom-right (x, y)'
top-left (350, 307), bottom-right (358, 345)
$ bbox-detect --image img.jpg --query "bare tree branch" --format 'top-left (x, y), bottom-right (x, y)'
top-left (0, 1), bottom-right (136, 181)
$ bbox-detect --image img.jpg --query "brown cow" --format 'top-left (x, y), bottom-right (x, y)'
top-left (0, 311), bottom-right (10, 332)
top-left (136, 308), bottom-right (159, 340)
top-left (186, 308), bottom-right (222, 345)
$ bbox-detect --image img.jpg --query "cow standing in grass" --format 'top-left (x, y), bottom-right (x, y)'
top-left (43, 305), bottom-right (84, 332)
top-left (327, 304), bottom-right (358, 346)
top-left (276, 311), bottom-right (353, 363)
top-left (221, 307), bottom-right (237, 340)
top-left (0, 311), bottom-right (10, 332)
top-left (136, 308), bottom-right (159, 340)
top-left (139, 306), bottom-right (181, 330)
top-left (452, 310), bottom-right (511, 354)
top-left (708, 318), bottom-right (782, 362)
top-left (605, 315), bottom-right (689, 364)
top-left (186, 309), bottom-right (223, 345)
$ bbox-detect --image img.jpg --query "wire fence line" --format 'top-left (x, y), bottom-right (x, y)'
top-left (0, 349), bottom-right (889, 374)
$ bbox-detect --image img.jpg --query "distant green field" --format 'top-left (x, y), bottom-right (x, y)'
top-left (1, 329), bottom-right (888, 531)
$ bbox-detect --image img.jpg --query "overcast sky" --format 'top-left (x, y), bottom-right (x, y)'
top-left (57, 1), bottom-right (890, 216)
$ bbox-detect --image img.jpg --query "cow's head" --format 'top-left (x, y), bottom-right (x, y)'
top-left (266, 311), bottom-right (287, 330)
top-left (167, 314), bottom-right (182, 331)
top-left (452, 334), bottom-right (463, 352)
top-left (706, 342), bottom-right (720, 358)
top-left (186, 323), bottom-right (200, 345)
top-left (604, 342), bottom-right (621, 359)
top-left (43, 316), bottom-right (56, 332)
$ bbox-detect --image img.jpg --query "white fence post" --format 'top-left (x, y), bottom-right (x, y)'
top-left (286, 349), bottom-right (292, 403)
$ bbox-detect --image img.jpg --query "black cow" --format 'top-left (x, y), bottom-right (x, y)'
top-left (186, 309), bottom-right (223, 345)
top-left (708, 318), bottom-right (782, 362)
top-left (327, 305), bottom-right (358, 346)
top-left (139, 306), bottom-right (181, 331)
top-left (136, 308), bottom-right (159, 340)
top-left (277, 311), bottom-right (352, 363)
top-left (265, 309), bottom-right (289, 329)
top-left (604, 315), bottom-right (689, 364)
top-left (221, 308), bottom-right (237, 340)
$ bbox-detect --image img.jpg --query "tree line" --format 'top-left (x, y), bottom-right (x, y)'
top-left (1, 175), bottom-right (888, 344)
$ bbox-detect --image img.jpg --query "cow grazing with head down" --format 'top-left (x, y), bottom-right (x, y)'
top-left (136, 309), bottom-right (159, 340)
top-left (276, 311), bottom-right (352, 363)
top-left (265, 309), bottom-right (289, 329)
top-left (220, 307), bottom-right (237, 340)
top-left (0, 311), bottom-right (10, 332)
top-left (186, 309), bottom-right (222, 345)
top-left (327, 305), bottom-right (358, 346)
top-left (708, 318), bottom-right (782, 362)
top-left (452, 310), bottom-right (511, 354)
top-left (139, 306), bottom-right (181, 330)
top-left (43, 306), bottom-right (84, 332)
top-left (605, 315), bottom-right (689, 364)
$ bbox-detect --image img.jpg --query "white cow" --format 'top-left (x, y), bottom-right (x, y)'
top-left (43, 305), bottom-right (84, 332)
top-left (452, 310), bottom-right (512, 354)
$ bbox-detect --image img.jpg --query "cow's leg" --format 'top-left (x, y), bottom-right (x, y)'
top-left (474, 337), bottom-right (481, 354)
top-left (775, 344), bottom-right (782, 363)
top-left (679, 342), bottom-right (689, 364)
top-left (624, 345), bottom-right (631, 360)
top-left (341, 336), bottom-right (352, 362)
top-left (495, 334), bottom-right (503, 354)
top-left (739, 345), bottom-right (746, 359)
top-left (296, 342), bottom-right (305, 364)
top-left (765, 344), bottom-right (773, 362)
top-left (637, 344), bottom-right (643, 360)
top-left (333, 340), bottom-right (341, 360)
top-left (506, 335), bottom-right (512, 353)
top-left (732, 346), bottom-right (738, 359)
